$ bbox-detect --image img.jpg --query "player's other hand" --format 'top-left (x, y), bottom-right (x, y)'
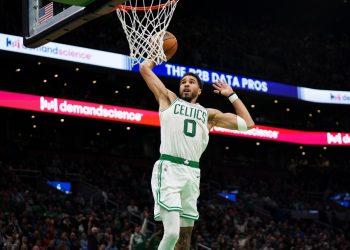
top-left (212, 79), bottom-right (234, 97)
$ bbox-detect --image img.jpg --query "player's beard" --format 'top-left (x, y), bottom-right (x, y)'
top-left (181, 93), bottom-right (195, 102)
top-left (181, 90), bottom-right (198, 102)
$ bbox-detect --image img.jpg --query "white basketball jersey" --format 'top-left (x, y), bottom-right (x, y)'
top-left (159, 98), bottom-right (209, 162)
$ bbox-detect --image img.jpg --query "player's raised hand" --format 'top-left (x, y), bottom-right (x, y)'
top-left (212, 79), bottom-right (234, 97)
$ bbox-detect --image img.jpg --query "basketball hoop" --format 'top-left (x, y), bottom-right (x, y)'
top-left (116, 0), bottom-right (179, 65)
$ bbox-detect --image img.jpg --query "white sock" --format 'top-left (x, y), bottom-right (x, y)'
top-left (158, 208), bottom-right (180, 250)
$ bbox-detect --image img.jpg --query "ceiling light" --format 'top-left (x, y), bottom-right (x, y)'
top-left (54, 74), bottom-right (58, 78)
top-left (43, 79), bottom-right (47, 83)
top-left (92, 80), bottom-right (97, 84)
top-left (126, 126), bottom-right (131, 130)
top-left (15, 68), bottom-right (21, 72)
top-left (274, 100), bottom-right (278, 104)
top-left (60, 118), bottom-right (64, 123)
top-left (286, 108), bottom-right (290, 112)
top-left (256, 142), bottom-right (260, 146)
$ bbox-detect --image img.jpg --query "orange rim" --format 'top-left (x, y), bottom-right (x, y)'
top-left (115, 0), bottom-right (177, 11)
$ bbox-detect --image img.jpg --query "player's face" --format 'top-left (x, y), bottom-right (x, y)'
top-left (179, 75), bottom-right (201, 102)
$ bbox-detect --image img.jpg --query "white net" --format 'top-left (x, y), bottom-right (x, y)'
top-left (116, 0), bottom-right (179, 65)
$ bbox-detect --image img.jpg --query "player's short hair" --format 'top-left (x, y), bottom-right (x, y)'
top-left (180, 72), bottom-right (203, 89)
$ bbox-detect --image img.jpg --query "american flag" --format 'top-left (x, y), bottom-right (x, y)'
top-left (38, 2), bottom-right (54, 24)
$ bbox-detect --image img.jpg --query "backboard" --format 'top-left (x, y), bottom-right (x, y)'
top-left (23, 0), bottom-right (126, 48)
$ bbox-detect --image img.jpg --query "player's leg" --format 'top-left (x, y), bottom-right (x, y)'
top-left (176, 166), bottom-right (200, 250)
top-left (175, 218), bottom-right (194, 250)
top-left (158, 208), bottom-right (180, 250)
top-left (151, 160), bottom-right (185, 249)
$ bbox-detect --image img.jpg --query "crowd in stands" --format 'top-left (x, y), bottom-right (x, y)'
top-left (194, 202), bottom-right (349, 249)
top-left (1, 1), bottom-right (350, 249)
top-left (0, 159), bottom-right (163, 250)
top-left (1, 140), bottom-right (350, 250)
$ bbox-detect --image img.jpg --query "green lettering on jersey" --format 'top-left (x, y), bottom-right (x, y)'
top-left (180, 105), bottom-right (186, 115)
top-left (174, 104), bottom-right (180, 114)
top-left (173, 103), bottom-right (206, 125)
top-left (184, 119), bottom-right (196, 137)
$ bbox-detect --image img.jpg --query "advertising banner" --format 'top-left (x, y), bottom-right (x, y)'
top-left (1, 32), bottom-right (350, 105)
top-left (1, 90), bottom-right (349, 146)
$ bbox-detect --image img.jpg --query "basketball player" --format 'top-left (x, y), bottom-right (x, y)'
top-left (139, 59), bottom-right (254, 250)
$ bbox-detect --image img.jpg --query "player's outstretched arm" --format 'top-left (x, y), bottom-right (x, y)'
top-left (139, 59), bottom-right (177, 109)
top-left (208, 79), bottom-right (255, 131)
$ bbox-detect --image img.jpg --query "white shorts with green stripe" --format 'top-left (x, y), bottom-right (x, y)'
top-left (151, 159), bottom-right (201, 221)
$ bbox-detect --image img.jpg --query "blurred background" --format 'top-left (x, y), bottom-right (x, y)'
top-left (0, 0), bottom-right (350, 249)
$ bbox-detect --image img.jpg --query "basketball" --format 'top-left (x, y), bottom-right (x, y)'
top-left (163, 31), bottom-right (178, 60)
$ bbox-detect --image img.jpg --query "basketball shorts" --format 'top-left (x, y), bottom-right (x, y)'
top-left (151, 154), bottom-right (201, 221)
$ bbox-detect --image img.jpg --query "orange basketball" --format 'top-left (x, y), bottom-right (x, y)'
top-left (163, 31), bottom-right (178, 60)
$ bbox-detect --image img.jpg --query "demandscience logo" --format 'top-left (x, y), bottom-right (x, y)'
top-left (39, 97), bottom-right (144, 122)
top-left (5, 36), bottom-right (92, 60)
top-left (330, 93), bottom-right (350, 103)
top-left (6, 37), bottom-right (21, 49)
top-left (327, 132), bottom-right (350, 145)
